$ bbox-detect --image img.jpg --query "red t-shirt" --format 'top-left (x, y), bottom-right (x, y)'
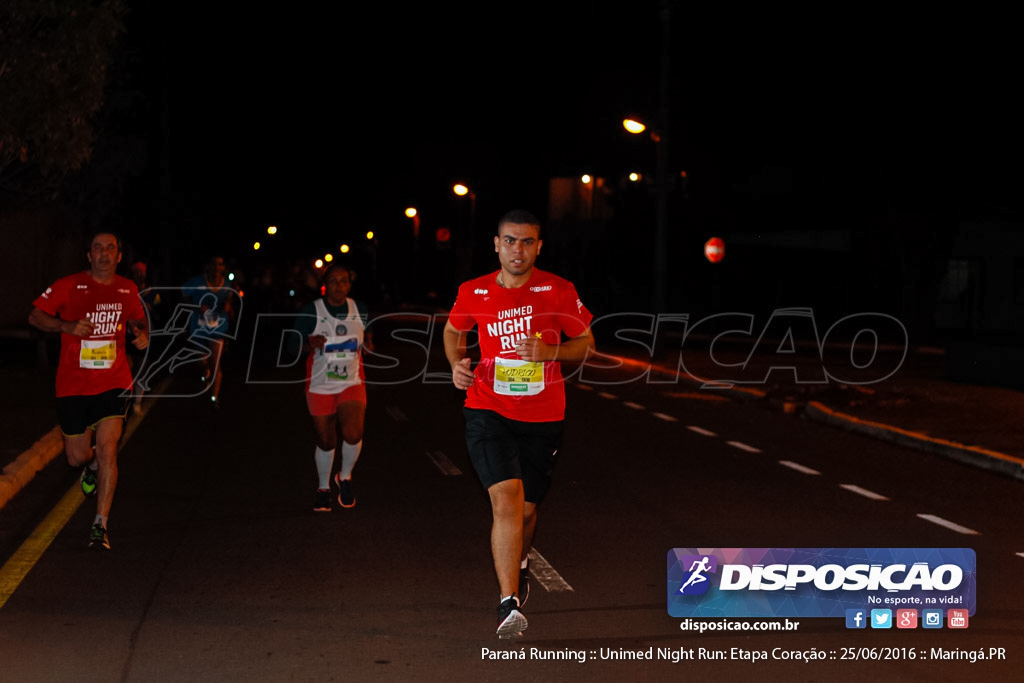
top-left (33, 271), bottom-right (146, 397)
top-left (447, 268), bottom-right (593, 422)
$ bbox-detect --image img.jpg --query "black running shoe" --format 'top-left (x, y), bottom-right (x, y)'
top-left (334, 473), bottom-right (356, 508)
top-left (518, 566), bottom-right (530, 608)
top-left (314, 489), bottom-right (331, 512)
top-left (496, 596), bottom-right (527, 638)
top-left (81, 467), bottom-right (97, 496)
top-left (88, 524), bottom-right (110, 550)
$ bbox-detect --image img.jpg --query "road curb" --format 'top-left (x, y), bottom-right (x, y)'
top-left (0, 379), bottom-right (163, 512)
top-left (803, 400), bottom-right (1024, 482)
top-left (0, 427), bottom-right (64, 510)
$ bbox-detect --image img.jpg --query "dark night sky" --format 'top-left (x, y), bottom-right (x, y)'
top-left (158, 4), bottom-right (670, 225)
top-left (126, 4), bottom-right (1021, 265)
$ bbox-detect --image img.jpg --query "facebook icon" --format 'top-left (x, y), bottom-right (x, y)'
top-left (846, 609), bottom-right (867, 629)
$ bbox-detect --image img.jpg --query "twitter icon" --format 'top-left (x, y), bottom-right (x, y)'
top-left (870, 609), bottom-right (893, 629)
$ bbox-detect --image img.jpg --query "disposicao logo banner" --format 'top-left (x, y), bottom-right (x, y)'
top-left (667, 548), bottom-right (976, 618)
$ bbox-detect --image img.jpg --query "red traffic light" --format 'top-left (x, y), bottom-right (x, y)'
top-left (704, 237), bottom-right (725, 263)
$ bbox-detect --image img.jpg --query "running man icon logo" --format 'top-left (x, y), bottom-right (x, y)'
top-left (677, 555), bottom-right (718, 595)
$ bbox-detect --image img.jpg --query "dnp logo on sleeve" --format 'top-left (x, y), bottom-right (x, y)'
top-left (667, 548), bottom-right (976, 619)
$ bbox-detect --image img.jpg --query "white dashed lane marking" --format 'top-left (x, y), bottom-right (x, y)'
top-left (575, 377), bottom-right (1012, 552)
top-left (840, 484), bottom-right (890, 501)
top-left (917, 514), bottom-right (980, 536)
top-left (427, 450), bottom-right (462, 476)
top-left (528, 548), bottom-right (574, 593)
top-left (779, 460), bottom-right (821, 475)
top-left (574, 377), bottom-right (1019, 553)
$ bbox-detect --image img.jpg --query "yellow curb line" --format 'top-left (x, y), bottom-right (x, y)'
top-left (0, 484), bottom-right (85, 609)
top-left (805, 400), bottom-right (1024, 475)
top-left (0, 389), bottom-right (157, 611)
top-left (0, 427), bottom-right (65, 511)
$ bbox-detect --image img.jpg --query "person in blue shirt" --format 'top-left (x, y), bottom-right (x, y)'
top-left (182, 256), bottom-right (237, 405)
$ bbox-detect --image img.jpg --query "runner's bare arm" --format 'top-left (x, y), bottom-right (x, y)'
top-left (28, 307), bottom-right (95, 336)
top-left (443, 320), bottom-right (475, 390)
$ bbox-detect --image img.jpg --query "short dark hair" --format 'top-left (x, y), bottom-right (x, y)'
top-left (323, 263), bottom-right (355, 282)
top-left (87, 231), bottom-right (123, 253)
top-left (497, 209), bottom-right (542, 238)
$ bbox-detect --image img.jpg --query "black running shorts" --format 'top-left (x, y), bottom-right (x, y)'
top-left (463, 408), bottom-right (563, 504)
top-left (56, 388), bottom-right (131, 436)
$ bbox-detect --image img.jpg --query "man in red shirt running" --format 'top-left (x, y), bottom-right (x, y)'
top-left (29, 232), bottom-right (149, 550)
top-left (444, 209), bottom-right (595, 638)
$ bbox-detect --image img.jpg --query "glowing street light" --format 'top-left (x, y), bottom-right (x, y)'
top-left (624, 117), bottom-right (661, 142)
top-left (581, 174), bottom-right (592, 184)
top-left (452, 183), bottom-right (477, 247)
top-left (253, 241), bottom-right (261, 251)
top-left (324, 253), bottom-right (334, 262)
top-left (623, 118), bottom-right (646, 134)
top-left (405, 207), bottom-right (421, 241)
top-left (314, 259), bottom-right (324, 269)
top-left (267, 225), bottom-right (278, 235)
top-left (340, 244), bottom-right (350, 254)
top-left (366, 230), bottom-right (374, 240)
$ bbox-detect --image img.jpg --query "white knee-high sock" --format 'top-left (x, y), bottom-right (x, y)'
top-left (338, 440), bottom-right (362, 480)
top-left (315, 447), bottom-right (335, 490)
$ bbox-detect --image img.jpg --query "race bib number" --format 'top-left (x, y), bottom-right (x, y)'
top-left (493, 357), bottom-right (545, 396)
top-left (80, 339), bottom-right (116, 369)
top-left (320, 335), bottom-right (359, 384)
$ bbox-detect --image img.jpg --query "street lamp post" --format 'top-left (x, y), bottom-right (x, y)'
top-left (405, 207), bottom-right (421, 250)
top-left (452, 183), bottom-right (477, 232)
top-left (621, 2), bottom-right (671, 313)
top-left (452, 183), bottom-right (477, 276)
top-left (624, 117), bottom-right (669, 313)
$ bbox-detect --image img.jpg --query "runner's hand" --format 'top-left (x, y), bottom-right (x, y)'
top-left (515, 335), bottom-right (552, 362)
top-left (451, 357), bottom-right (474, 390)
top-left (65, 318), bottom-right (96, 337)
top-left (129, 321), bottom-right (149, 350)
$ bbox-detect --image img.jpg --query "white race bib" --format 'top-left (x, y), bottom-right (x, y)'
top-left (315, 335), bottom-right (360, 385)
top-left (493, 357), bottom-right (545, 396)
top-left (80, 339), bottom-right (116, 369)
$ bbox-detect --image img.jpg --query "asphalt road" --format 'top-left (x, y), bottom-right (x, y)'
top-left (1, 317), bottom-right (1022, 681)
